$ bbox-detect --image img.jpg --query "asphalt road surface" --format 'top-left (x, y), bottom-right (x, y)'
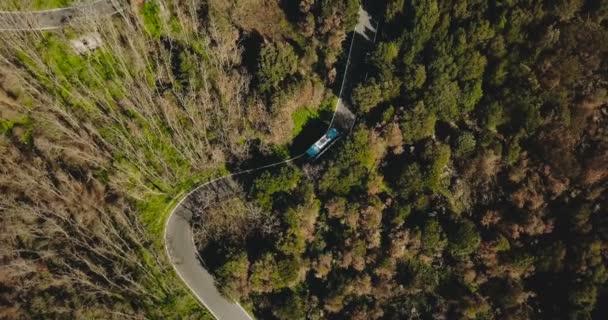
top-left (0, 0), bottom-right (119, 31)
top-left (164, 176), bottom-right (254, 320)
top-left (164, 6), bottom-right (378, 320)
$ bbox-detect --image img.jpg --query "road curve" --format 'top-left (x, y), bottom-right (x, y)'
top-left (0, 0), bottom-right (120, 31)
top-left (164, 7), bottom-right (378, 320)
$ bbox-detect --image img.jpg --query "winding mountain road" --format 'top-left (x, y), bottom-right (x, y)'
top-left (164, 7), bottom-right (378, 320)
top-left (0, 3), bottom-right (378, 319)
top-left (0, 0), bottom-right (120, 31)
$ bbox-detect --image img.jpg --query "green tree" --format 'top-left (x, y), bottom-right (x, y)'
top-left (421, 219), bottom-right (447, 252)
top-left (425, 79), bottom-right (461, 122)
top-left (460, 80), bottom-right (483, 115)
top-left (372, 41), bottom-right (400, 68)
top-left (568, 284), bottom-right (597, 318)
top-left (273, 290), bottom-right (306, 320)
top-left (277, 208), bottom-right (307, 256)
top-left (277, 256), bottom-right (301, 287)
top-left (215, 251), bottom-right (250, 299)
top-left (402, 0), bottom-right (440, 64)
top-left (403, 64), bottom-right (427, 90)
top-left (252, 166), bottom-right (302, 210)
top-left (448, 219), bottom-right (481, 257)
top-left (551, 0), bottom-right (584, 21)
top-left (468, 19), bottom-right (495, 45)
top-left (392, 203), bottom-right (412, 226)
top-left (400, 102), bottom-right (437, 144)
top-left (458, 51), bottom-right (487, 81)
top-left (320, 0), bottom-right (360, 31)
top-left (453, 132), bottom-right (476, 158)
top-left (385, 0), bottom-right (406, 21)
top-left (352, 79), bottom-right (383, 112)
top-left (320, 128), bottom-right (372, 195)
top-left (423, 142), bottom-right (451, 192)
top-left (482, 102), bottom-right (507, 132)
top-left (249, 253), bottom-right (279, 293)
top-left (257, 42), bottom-right (298, 93)
top-left (396, 162), bottom-right (425, 199)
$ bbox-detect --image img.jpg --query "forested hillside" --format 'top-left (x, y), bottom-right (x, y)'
top-left (0, 0), bottom-right (84, 10)
top-left (0, 0), bottom-right (353, 318)
top-left (1, 0), bottom-right (606, 319)
top-left (197, 1), bottom-right (608, 319)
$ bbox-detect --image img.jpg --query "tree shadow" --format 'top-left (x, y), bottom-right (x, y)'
top-left (278, 0), bottom-right (300, 24)
top-left (226, 139), bottom-right (287, 173)
top-left (288, 117), bottom-right (328, 156)
top-left (288, 104), bottom-right (337, 156)
top-left (240, 30), bottom-right (264, 75)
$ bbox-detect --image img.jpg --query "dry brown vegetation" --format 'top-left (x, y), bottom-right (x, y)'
top-left (0, 0), bottom-right (281, 317)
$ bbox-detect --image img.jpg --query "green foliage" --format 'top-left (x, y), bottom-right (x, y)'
top-left (453, 132), bottom-right (476, 158)
top-left (37, 0), bottom-right (72, 8)
top-left (257, 42), bottom-right (299, 94)
top-left (396, 163), bottom-right (425, 199)
top-left (400, 102), bottom-right (437, 144)
top-left (423, 142), bottom-right (451, 192)
top-left (536, 242), bottom-right (565, 272)
top-left (382, 105), bottom-right (396, 123)
top-left (251, 166), bottom-right (302, 210)
top-left (321, 0), bottom-right (360, 31)
top-left (402, 0), bottom-right (440, 64)
top-left (425, 79), bottom-right (461, 122)
top-left (0, 117), bottom-right (33, 146)
top-left (352, 79), bottom-right (383, 112)
top-left (401, 260), bottom-right (445, 291)
top-left (467, 19), bottom-right (496, 45)
top-left (494, 235), bottom-right (511, 252)
top-left (482, 102), bottom-right (507, 132)
top-left (216, 251), bottom-right (249, 299)
top-left (0, 118), bottom-right (18, 136)
top-left (276, 256), bottom-right (301, 287)
top-left (448, 219), bottom-right (481, 257)
top-left (403, 64), bottom-right (427, 90)
top-left (505, 134), bottom-right (523, 165)
top-left (421, 219), bottom-right (446, 252)
top-left (551, 0), bottom-right (584, 21)
top-left (319, 128), bottom-right (372, 195)
top-left (277, 209), bottom-right (307, 256)
top-left (352, 72), bottom-right (402, 113)
top-left (249, 253), bottom-right (281, 293)
top-left (372, 41), bottom-right (400, 68)
top-left (40, 35), bottom-right (87, 80)
top-left (291, 100), bottom-right (334, 138)
top-left (460, 80), bottom-right (483, 114)
top-left (568, 284), bottom-right (597, 318)
top-left (458, 51), bottom-right (487, 81)
top-left (570, 204), bottom-right (593, 234)
top-left (0, 0), bottom-right (76, 10)
top-left (392, 203), bottom-right (412, 226)
top-left (142, 1), bottom-right (163, 39)
top-left (385, 0), bottom-right (406, 21)
top-left (273, 290), bottom-right (306, 320)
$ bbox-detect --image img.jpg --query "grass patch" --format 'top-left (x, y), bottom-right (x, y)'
top-left (138, 166), bottom-right (230, 246)
top-left (291, 97), bottom-right (336, 138)
top-left (136, 166), bottom-right (230, 319)
top-left (137, 246), bottom-right (214, 319)
top-left (141, 1), bottom-right (163, 39)
top-left (0, 0), bottom-right (85, 10)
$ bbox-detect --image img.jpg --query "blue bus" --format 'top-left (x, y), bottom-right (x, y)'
top-left (306, 128), bottom-right (340, 159)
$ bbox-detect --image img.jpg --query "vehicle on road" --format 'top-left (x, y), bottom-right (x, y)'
top-left (306, 128), bottom-right (340, 159)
